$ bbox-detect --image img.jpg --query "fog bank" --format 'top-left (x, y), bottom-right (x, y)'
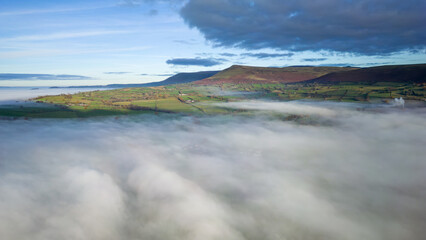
top-left (0, 87), bottom-right (109, 105)
top-left (0, 101), bottom-right (425, 240)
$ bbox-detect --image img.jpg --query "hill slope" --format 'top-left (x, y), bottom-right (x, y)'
top-left (153, 71), bottom-right (220, 86)
top-left (107, 71), bottom-right (220, 88)
top-left (306, 64), bottom-right (426, 83)
top-left (67, 71), bottom-right (220, 89)
top-left (195, 65), bottom-right (357, 85)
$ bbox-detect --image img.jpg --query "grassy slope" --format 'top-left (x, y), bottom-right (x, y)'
top-left (5, 85), bottom-right (234, 118)
top-left (1, 82), bottom-right (424, 119)
top-left (307, 64), bottom-right (426, 84)
top-left (215, 82), bottom-right (425, 102)
top-left (195, 65), bottom-right (357, 85)
top-left (156, 71), bottom-right (220, 85)
top-left (1, 64), bottom-right (425, 118)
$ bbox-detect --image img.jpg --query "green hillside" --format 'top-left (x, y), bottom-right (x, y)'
top-left (1, 64), bottom-right (425, 119)
top-left (307, 64), bottom-right (426, 83)
top-left (195, 65), bottom-right (357, 84)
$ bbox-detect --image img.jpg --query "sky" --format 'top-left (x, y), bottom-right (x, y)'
top-left (0, 0), bottom-right (425, 86)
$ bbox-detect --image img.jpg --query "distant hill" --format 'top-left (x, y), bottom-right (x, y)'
top-left (306, 64), bottom-right (426, 84)
top-left (106, 71), bottom-right (219, 88)
top-left (60, 64), bottom-right (426, 90)
top-left (152, 71), bottom-right (220, 86)
top-left (194, 65), bottom-right (357, 85)
top-left (64, 71), bottom-right (220, 89)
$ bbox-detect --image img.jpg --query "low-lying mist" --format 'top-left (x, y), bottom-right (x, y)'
top-left (0, 87), bottom-right (109, 105)
top-left (1, 101), bottom-right (425, 240)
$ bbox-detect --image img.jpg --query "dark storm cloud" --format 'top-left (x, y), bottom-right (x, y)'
top-left (180, 0), bottom-right (426, 55)
top-left (241, 52), bottom-right (294, 59)
top-left (166, 58), bottom-right (224, 66)
top-left (0, 73), bottom-right (92, 81)
top-left (303, 58), bottom-right (327, 62)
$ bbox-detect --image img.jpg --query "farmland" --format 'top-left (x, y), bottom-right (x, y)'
top-left (1, 81), bottom-right (424, 118)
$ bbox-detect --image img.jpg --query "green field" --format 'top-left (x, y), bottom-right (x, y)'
top-left (1, 82), bottom-right (424, 118)
top-left (218, 82), bottom-right (426, 102)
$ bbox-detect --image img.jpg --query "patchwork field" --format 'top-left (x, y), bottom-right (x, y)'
top-left (1, 81), bottom-right (424, 118)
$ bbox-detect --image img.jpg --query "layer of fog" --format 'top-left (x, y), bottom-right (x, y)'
top-left (0, 87), bottom-right (110, 105)
top-left (1, 100), bottom-right (425, 240)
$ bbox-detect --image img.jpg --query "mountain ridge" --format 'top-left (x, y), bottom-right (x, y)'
top-left (62, 71), bottom-right (220, 89)
top-left (57, 63), bottom-right (426, 89)
top-left (305, 64), bottom-right (426, 83)
top-left (194, 65), bottom-right (357, 85)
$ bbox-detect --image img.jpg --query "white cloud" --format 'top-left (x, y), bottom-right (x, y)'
top-left (0, 100), bottom-right (425, 239)
top-left (218, 100), bottom-right (338, 117)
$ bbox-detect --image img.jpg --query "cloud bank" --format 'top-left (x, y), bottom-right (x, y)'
top-left (0, 73), bottom-right (92, 81)
top-left (180, 0), bottom-right (426, 55)
top-left (166, 58), bottom-right (224, 66)
top-left (303, 58), bottom-right (327, 62)
top-left (0, 100), bottom-right (425, 240)
top-left (104, 72), bottom-right (131, 75)
top-left (240, 52), bottom-right (294, 59)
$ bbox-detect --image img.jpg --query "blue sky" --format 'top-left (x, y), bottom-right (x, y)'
top-left (0, 0), bottom-right (425, 86)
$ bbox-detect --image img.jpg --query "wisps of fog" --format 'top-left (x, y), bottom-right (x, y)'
top-left (218, 100), bottom-right (338, 117)
top-left (0, 100), bottom-right (425, 240)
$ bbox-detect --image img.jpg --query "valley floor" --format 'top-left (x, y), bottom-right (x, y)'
top-left (0, 82), bottom-right (425, 118)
